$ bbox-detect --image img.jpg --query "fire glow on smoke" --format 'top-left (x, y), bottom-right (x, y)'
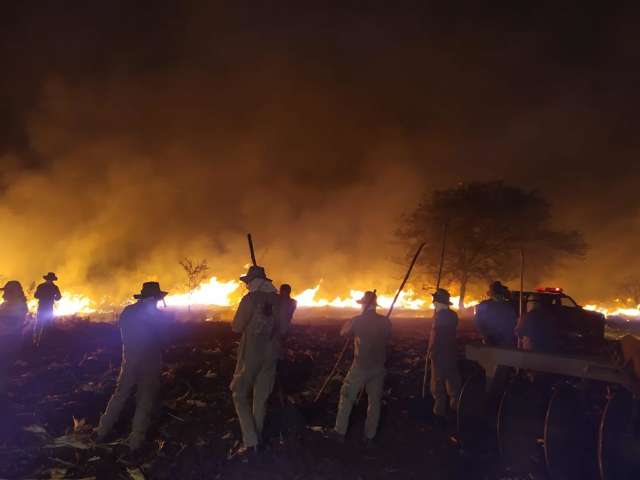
top-left (22, 275), bottom-right (640, 319)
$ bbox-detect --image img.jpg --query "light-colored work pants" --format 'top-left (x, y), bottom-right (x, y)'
top-left (34, 308), bottom-right (54, 346)
top-left (97, 360), bottom-right (160, 446)
top-left (335, 367), bottom-right (385, 440)
top-left (230, 359), bottom-right (277, 448)
top-left (0, 334), bottom-right (21, 395)
top-left (430, 357), bottom-right (461, 416)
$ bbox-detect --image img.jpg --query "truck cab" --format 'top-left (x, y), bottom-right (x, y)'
top-left (510, 288), bottom-right (606, 355)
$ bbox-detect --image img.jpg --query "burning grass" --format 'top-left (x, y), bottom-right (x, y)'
top-left (20, 274), bottom-right (640, 328)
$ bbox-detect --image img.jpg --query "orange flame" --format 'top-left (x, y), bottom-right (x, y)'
top-left (28, 292), bottom-right (96, 317)
top-left (164, 277), bottom-right (241, 307)
top-left (21, 275), bottom-right (485, 317)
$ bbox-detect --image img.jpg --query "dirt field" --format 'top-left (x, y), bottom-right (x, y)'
top-left (0, 317), bottom-right (526, 480)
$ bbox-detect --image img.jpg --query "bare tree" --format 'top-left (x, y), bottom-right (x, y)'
top-left (398, 181), bottom-right (586, 309)
top-left (27, 280), bottom-right (36, 298)
top-left (179, 258), bottom-right (210, 311)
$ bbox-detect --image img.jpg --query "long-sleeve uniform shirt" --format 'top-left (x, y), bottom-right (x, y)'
top-left (334, 310), bottom-right (391, 440)
top-left (0, 300), bottom-right (28, 337)
top-left (230, 289), bottom-right (289, 448)
top-left (429, 309), bottom-right (459, 362)
top-left (34, 283), bottom-right (61, 311)
top-left (341, 310), bottom-right (392, 371)
top-left (119, 301), bottom-right (168, 368)
top-left (231, 291), bottom-right (289, 375)
top-left (474, 299), bottom-right (517, 347)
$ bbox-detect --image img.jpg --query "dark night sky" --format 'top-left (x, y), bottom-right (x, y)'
top-left (1, 2), bottom-right (639, 303)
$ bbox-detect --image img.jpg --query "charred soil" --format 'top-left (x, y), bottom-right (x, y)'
top-left (0, 319), bottom-right (521, 479)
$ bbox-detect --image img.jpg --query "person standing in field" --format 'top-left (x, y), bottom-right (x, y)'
top-left (95, 282), bottom-right (170, 450)
top-left (333, 290), bottom-right (391, 446)
top-left (516, 294), bottom-right (559, 353)
top-left (278, 284), bottom-right (297, 335)
top-left (428, 288), bottom-right (461, 424)
top-left (33, 272), bottom-right (61, 345)
top-left (0, 281), bottom-right (28, 396)
top-left (474, 281), bottom-right (518, 401)
top-left (474, 281), bottom-right (517, 347)
top-left (230, 265), bottom-right (288, 457)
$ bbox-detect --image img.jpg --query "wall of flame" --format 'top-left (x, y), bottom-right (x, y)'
top-left (21, 274), bottom-right (640, 320)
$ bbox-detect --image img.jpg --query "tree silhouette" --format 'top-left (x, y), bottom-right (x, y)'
top-left (179, 258), bottom-right (210, 311)
top-left (398, 181), bottom-right (586, 308)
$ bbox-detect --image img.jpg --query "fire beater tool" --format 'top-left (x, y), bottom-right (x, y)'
top-left (247, 233), bottom-right (257, 266)
top-left (245, 232), bottom-right (305, 440)
top-left (314, 242), bottom-right (425, 403)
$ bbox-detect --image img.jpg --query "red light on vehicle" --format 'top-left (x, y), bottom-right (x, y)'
top-left (536, 287), bottom-right (564, 293)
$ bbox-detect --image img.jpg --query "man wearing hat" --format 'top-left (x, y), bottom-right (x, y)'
top-left (0, 281), bottom-right (28, 396)
top-left (33, 272), bottom-right (62, 345)
top-left (428, 288), bottom-right (461, 422)
top-left (334, 290), bottom-right (391, 444)
top-left (517, 293), bottom-right (559, 353)
top-left (96, 282), bottom-right (170, 450)
top-left (474, 281), bottom-right (517, 347)
top-left (230, 265), bottom-right (288, 454)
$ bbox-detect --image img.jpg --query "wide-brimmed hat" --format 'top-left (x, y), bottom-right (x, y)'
top-left (432, 288), bottom-right (453, 305)
top-left (134, 281), bottom-right (168, 300)
top-left (356, 290), bottom-right (379, 307)
top-left (43, 272), bottom-right (58, 281)
top-left (240, 265), bottom-right (270, 283)
top-left (488, 281), bottom-right (509, 298)
top-left (1, 280), bottom-right (23, 294)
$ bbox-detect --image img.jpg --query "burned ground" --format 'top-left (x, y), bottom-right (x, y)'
top-left (1, 319), bottom-right (526, 480)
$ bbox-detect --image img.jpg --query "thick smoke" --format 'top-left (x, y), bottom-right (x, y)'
top-left (1, 3), bottom-right (639, 305)
top-left (0, 74), bottom-right (424, 303)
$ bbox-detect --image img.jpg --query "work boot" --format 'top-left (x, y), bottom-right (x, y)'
top-left (430, 415), bottom-right (447, 429)
top-left (363, 436), bottom-right (376, 449)
top-left (235, 445), bottom-right (260, 463)
top-left (127, 432), bottom-right (145, 451)
top-left (327, 430), bottom-right (346, 444)
top-left (93, 426), bottom-right (110, 443)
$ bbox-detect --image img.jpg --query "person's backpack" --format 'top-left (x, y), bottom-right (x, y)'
top-left (247, 295), bottom-right (276, 337)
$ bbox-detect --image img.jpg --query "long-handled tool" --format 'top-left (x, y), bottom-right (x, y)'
top-left (421, 223), bottom-right (448, 399)
top-left (247, 233), bottom-right (257, 267)
top-left (387, 243), bottom-right (426, 319)
top-left (314, 242), bottom-right (425, 403)
top-left (516, 247), bottom-right (525, 349)
top-left (313, 290), bottom-right (377, 404)
top-left (245, 233), bottom-right (307, 441)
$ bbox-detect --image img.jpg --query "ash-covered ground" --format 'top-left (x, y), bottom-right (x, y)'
top-left (0, 318), bottom-right (527, 480)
